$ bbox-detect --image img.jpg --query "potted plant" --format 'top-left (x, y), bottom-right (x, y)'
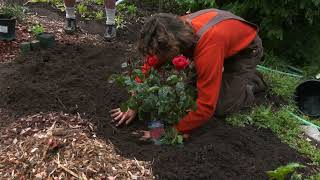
top-left (0, 4), bottom-right (23, 41)
top-left (29, 23), bottom-right (55, 49)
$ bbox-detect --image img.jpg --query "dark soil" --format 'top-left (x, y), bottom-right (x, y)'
top-left (0, 43), bottom-right (315, 180)
top-left (0, 4), bottom-right (316, 180)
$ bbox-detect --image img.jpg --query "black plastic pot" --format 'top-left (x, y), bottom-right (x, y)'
top-left (0, 14), bottom-right (16, 41)
top-left (295, 80), bottom-right (320, 117)
top-left (36, 32), bottom-right (55, 48)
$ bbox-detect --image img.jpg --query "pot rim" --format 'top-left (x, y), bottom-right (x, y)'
top-left (0, 13), bottom-right (17, 20)
top-left (294, 79), bottom-right (320, 117)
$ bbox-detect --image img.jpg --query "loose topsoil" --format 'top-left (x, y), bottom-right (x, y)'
top-left (0, 4), bottom-right (315, 180)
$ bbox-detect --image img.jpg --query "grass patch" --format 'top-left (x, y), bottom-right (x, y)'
top-left (300, 116), bottom-right (320, 127)
top-left (262, 71), bottom-right (301, 102)
top-left (226, 105), bottom-right (320, 165)
top-left (226, 65), bottom-right (320, 167)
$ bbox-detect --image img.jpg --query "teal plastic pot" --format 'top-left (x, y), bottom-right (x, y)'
top-left (294, 80), bottom-right (320, 117)
top-left (0, 14), bottom-right (16, 41)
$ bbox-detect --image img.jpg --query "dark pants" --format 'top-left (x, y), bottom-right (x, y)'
top-left (215, 36), bottom-right (266, 117)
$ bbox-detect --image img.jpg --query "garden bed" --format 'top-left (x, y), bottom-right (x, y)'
top-left (0, 2), bottom-right (318, 179)
top-left (0, 42), bottom-right (316, 179)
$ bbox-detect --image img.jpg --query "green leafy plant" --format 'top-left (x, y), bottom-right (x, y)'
top-left (267, 163), bottom-right (305, 180)
top-left (76, 3), bottom-right (88, 17)
top-left (160, 127), bottom-right (184, 145)
top-left (115, 15), bottom-right (125, 29)
top-left (126, 4), bottom-right (137, 15)
top-left (31, 23), bottom-right (45, 37)
top-left (49, 0), bottom-right (65, 12)
top-left (0, 4), bottom-right (25, 21)
top-left (95, 10), bottom-right (104, 20)
top-left (111, 55), bottom-right (197, 144)
top-left (30, 0), bottom-right (48, 3)
top-left (116, 3), bottom-right (127, 13)
top-left (113, 68), bottom-right (196, 124)
top-left (117, 3), bottom-right (137, 16)
top-left (95, 0), bottom-right (104, 5)
top-left (175, 0), bottom-right (217, 12)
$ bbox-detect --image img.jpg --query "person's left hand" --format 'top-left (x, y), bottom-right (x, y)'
top-left (110, 108), bottom-right (137, 126)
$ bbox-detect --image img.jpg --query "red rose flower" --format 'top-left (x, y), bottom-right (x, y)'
top-left (141, 64), bottom-right (151, 75)
top-left (172, 55), bottom-right (190, 70)
top-left (146, 55), bottom-right (158, 67)
top-left (135, 76), bottom-right (143, 83)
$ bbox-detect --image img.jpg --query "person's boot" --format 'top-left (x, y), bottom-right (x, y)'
top-left (104, 24), bottom-right (116, 40)
top-left (64, 18), bottom-right (77, 34)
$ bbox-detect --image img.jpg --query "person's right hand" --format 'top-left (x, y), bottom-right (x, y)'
top-left (110, 108), bottom-right (137, 126)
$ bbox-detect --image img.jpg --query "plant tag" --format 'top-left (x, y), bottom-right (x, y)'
top-left (121, 62), bottom-right (128, 68)
top-left (0, 26), bottom-right (8, 33)
top-left (148, 120), bottom-right (163, 129)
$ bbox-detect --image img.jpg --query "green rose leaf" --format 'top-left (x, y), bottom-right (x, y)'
top-left (176, 82), bottom-right (185, 93)
top-left (147, 86), bottom-right (160, 93)
top-left (120, 102), bottom-right (128, 112)
top-left (166, 75), bottom-right (179, 85)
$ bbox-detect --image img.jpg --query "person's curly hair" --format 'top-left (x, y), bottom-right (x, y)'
top-left (138, 13), bottom-right (198, 60)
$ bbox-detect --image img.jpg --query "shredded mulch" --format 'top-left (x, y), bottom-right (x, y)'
top-left (0, 112), bottom-right (153, 179)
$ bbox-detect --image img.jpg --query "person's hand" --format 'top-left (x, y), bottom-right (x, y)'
top-left (110, 108), bottom-right (137, 126)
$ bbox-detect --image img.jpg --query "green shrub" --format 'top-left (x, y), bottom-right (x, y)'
top-left (31, 23), bottom-right (45, 37)
top-left (175, 0), bottom-right (217, 12)
top-left (174, 0), bottom-right (320, 68)
top-left (0, 4), bottom-right (25, 21)
top-left (95, 10), bottom-right (104, 20)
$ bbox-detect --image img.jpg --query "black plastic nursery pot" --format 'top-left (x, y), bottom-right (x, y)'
top-left (0, 14), bottom-right (16, 41)
top-left (294, 80), bottom-right (320, 118)
top-left (37, 32), bottom-right (55, 48)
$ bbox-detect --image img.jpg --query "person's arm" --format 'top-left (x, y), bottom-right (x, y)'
top-left (175, 43), bottom-right (225, 133)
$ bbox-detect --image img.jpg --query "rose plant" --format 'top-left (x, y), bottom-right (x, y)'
top-left (111, 55), bottom-right (197, 145)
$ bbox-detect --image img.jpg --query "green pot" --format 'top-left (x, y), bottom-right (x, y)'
top-left (20, 42), bottom-right (31, 54)
top-left (0, 14), bottom-right (16, 41)
top-left (37, 32), bottom-right (55, 48)
top-left (31, 40), bottom-right (40, 51)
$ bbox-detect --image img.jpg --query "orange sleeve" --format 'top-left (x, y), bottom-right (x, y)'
top-left (175, 43), bottom-right (224, 133)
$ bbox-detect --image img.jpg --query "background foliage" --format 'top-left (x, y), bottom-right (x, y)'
top-left (175, 0), bottom-right (320, 71)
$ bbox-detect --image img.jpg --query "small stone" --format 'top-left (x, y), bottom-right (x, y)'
top-left (121, 62), bottom-right (128, 68)
top-left (108, 79), bottom-right (115, 84)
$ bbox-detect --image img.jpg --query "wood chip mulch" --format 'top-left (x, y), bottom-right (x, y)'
top-left (0, 112), bottom-right (153, 179)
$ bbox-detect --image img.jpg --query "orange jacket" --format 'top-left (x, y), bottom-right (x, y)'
top-left (175, 11), bottom-right (257, 133)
